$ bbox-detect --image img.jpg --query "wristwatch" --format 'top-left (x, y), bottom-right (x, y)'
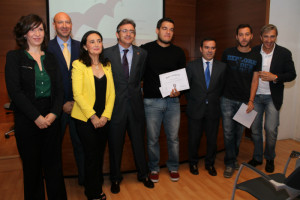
top-left (273, 75), bottom-right (278, 83)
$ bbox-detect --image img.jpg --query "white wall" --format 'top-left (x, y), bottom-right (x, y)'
top-left (269, 0), bottom-right (300, 141)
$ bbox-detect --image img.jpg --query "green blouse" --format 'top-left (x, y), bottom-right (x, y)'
top-left (25, 51), bottom-right (51, 98)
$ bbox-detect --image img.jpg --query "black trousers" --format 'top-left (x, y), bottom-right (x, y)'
top-left (108, 105), bottom-right (148, 182)
top-left (75, 118), bottom-right (108, 200)
top-left (188, 107), bottom-right (220, 167)
top-left (14, 98), bottom-right (66, 200)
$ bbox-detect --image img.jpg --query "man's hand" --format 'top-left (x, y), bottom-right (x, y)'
top-left (63, 101), bottom-right (74, 114)
top-left (170, 88), bottom-right (180, 98)
top-left (259, 71), bottom-right (277, 82)
top-left (246, 101), bottom-right (254, 113)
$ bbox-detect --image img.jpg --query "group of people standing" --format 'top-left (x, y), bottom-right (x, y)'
top-left (5, 11), bottom-right (296, 200)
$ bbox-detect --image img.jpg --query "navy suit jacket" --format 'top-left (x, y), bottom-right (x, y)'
top-left (103, 44), bottom-right (147, 124)
top-left (253, 44), bottom-right (296, 110)
top-left (48, 36), bottom-right (80, 103)
top-left (186, 58), bottom-right (226, 120)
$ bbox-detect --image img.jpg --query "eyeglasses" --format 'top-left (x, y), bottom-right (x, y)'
top-left (119, 29), bottom-right (135, 34)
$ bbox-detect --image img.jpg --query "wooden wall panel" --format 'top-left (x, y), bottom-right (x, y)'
top-left (165, 0), bottom-right (197, 61)
top-left (0, 0), bottom-right (47, 56)
top-left (195, 0), bottom-right (268, 60)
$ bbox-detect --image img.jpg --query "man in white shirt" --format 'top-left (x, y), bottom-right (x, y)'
top-left (248, 24), bottom-right (296, 173)
top-left (186, 38), bottom-right (226, 176)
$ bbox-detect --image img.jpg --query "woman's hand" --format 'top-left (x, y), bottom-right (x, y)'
top-left (34, 115), bottom-right (50, 129)
top-left (45, 113), bottom-right (57, 125)
top-left (91, 115), bottom-right (108, 128)
top-left (99, 116), bottom-right (108, 127)
top-left (90, 114), bottom-right (101, 129)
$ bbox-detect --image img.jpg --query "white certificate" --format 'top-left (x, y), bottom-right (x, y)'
top-left (233, 103), bottom-right (257, 128)
top-left (159, 68), bottom-right (190, 98)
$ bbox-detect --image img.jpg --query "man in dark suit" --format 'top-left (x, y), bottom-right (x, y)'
top-left (248, 24), bottom-right (296, 173)
top-left (186, 38), bottom-right (226, 176)
top-left (47, 12), bottom-right (84, 185)
top-left (103, 18), bottom-right (154, 194)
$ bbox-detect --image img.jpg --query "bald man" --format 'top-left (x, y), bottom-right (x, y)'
top-left (48, 12), bottom-right (84, 186)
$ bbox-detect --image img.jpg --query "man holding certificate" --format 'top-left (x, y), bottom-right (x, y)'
top-left (141, 17), bottom-right (186, 183)
top-left (186, 38), bottom-right (226, 176)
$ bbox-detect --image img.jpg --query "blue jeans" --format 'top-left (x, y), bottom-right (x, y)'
top-left (61, 112), bottom-right (85, 185)
top-left (144, 97), bottom-right (180, 172)
top-left (251, 94), bottom-right (279, 162)
top-left (220, 97), bottom-right (245, 167)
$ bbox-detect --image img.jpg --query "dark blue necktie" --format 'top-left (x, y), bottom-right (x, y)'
top-left (205, 61), bottom-right (210, 88)
top-left (122, 49), bottom-right (129, 79)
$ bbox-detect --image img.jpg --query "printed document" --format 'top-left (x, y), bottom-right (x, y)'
top-left (233, 103), bottom-right (257, 128)
top-left (159, 68), bottom-right (190, 98)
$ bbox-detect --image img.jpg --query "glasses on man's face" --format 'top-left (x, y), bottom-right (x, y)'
top-left (119, 29), bottom-right (135, 34)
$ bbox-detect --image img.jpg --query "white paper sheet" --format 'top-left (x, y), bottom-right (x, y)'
top-left (233, 103), bottom-right (257, 128)
top-left (158, 68), bottom-right (190, 98)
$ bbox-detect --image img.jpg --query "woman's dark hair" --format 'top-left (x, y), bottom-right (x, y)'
top-left (13, 14), bottom-right (48, 50)
top-left (79, 30), bottom-right (109, 67)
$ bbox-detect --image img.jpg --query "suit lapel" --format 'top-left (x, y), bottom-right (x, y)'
top-left (112, 45), bottom-right (127, 80)
top-left (87, 65), bottom-right (95, 93)
top-left (129, 46), bottom-right (139, 81)
top-left (70, 39), bottom-right (77, 65)
top-left (197, 60), bottom-right (208, 91)
top-left (208, 60), bottom-right (220, 90)
top-left (269, 45), bottom-right (278, 72)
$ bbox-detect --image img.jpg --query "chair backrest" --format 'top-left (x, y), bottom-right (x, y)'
top-left (296, 157), bottom-right (300, 169)
top-left (284, 167), bottom-right (300, 190)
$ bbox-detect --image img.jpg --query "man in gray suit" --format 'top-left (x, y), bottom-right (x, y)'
top-left (186, 38), bottom-right (226, 176)
top-left (103, 19), bottom-right (154, 194)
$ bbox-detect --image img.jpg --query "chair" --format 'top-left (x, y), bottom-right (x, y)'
top-left (3, 102), bottom-right (14, 139)
top-left (231, 150), bottom-right (300, 200)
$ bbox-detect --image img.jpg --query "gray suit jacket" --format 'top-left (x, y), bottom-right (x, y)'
top-left (103, 44), bottom-right (147, 123)
top-left (186, 58), bottom-right (226, 119)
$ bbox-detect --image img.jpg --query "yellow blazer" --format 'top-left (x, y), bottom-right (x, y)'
top-left (71, 59), bottom-right (115, 122)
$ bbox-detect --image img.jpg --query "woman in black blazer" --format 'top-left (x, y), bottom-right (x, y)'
top-left (5, 14), bottom-right (66, 200)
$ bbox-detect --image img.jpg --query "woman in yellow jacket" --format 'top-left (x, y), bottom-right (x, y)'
top-left (71, 30), bottom-right (115, 200)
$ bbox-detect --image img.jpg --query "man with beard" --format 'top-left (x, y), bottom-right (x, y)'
top-left (221, 24), bottom-right (261, 178)
top-left (48, 12), bottom-right (84, 185)
top-left (141, 18), bottom-right (186, 183)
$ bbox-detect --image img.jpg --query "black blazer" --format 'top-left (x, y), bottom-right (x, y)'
top-left (185, 58), bottom-right (226, 120)
top-left (48, 37), bottom-right (80, 103)
top-left (103, 44), bottom-right (147, 123)
top-left (253, 45), bottom-right (296, 110)
top-left (5, 49), bottom-right (64, 121)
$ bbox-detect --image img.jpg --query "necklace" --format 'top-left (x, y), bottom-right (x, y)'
top-left (93, 62), bottom-right (100, 69)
